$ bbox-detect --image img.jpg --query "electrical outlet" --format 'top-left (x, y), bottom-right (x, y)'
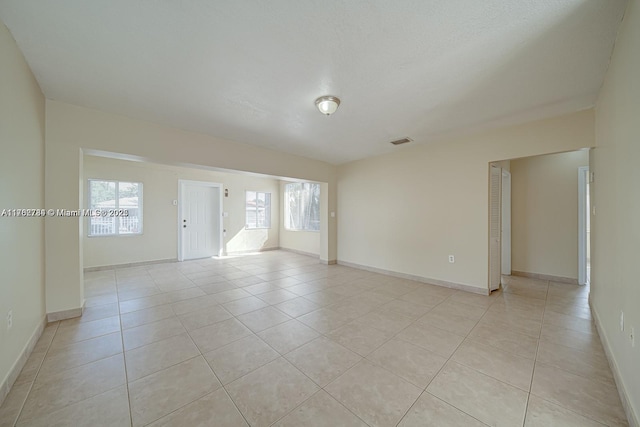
top-left (631, 327), bottom-right (635, 348)
top-left (620, 311), bottom-right (625, 332)
top-left (448, 255), bottom-right (455, 263)
top-left (7, 310), bottom-right (12, 330)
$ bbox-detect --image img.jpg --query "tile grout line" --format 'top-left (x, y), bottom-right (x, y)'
top-left (11, 321), bottom-right (60, 426)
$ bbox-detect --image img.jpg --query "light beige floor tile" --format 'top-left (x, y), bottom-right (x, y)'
top-left (125, 333), bottom-right (200, 381)
top-left (378, 299), bottom-right (433, 319)
top-left (524, 395), bottom-right (605, 427)
top-left (128, 356), bottom-right (221, 427)
top-left (285, 337), bottom-right (361, 387)
top-left (536, 340), bottom-right (613, 386)
top-left (38, 332), bottom-right (122, 378)
top-left (325, 360), bottom-right (422, 427)
top-left (51, 316), bottom-right (121, 348)
top-left (204, 335), bottom-right (279, 385)
top-left (367, 339), bottom-right (447, 389)
top-left (169, 294), bottom-right (219, 316)
top-left (273, 390), bottom-right (367, 427)
top-left (427, 361), bottom-right (528, 427)
top-left (215, 289), bottom-right (253, 304)
top-left (477, 311), bottom-right (542, 338)
top-left (540, 324), bottom-right (604, 353)
top-left (198, 281), bottom-right (237, 295)
top-left (257, 319), bottom-right (319, 354)
top-left (430, 300), bottom-right (488, 321)
top-left (329, 300), bottom-right (380, 321)
top-left (147, 389), bottom-right (248, 427)
top-left (72, 303), bottom-right (120, 323)
top-left (236, 307), bottom-right (291, 332)
top-left (122, 317), bottom-right (186, 351)
top-left (451, 339), bottom-right (535, 391)
top-left (0, 382), bottom-right (31, 427)
top-left (448, 290), bottom-right (499, 308)
top-left (274, 297), bottom-right (321, 317)
top-left (178, 304), bottom-right (232, 331)
top-left (163, 288), bottom-right (206, 303)
top-left (351, 310), bottom-right (414, 334)
top-left (226, 357), bottom-right (319, 427)
top-left (542, 310), bottom-right (596, 335)
top-left (12, 348), bottom-right (48, 387)
top-left (398, 290), bottom-right (446, 308)
top-left (398, 392), bottom-right (487, 427)
top-left (117, 286), bottom-right (162, 302)
top-left (297, 308), bottom-right (352, 333)
top-left (16, 386), bottom-right (130, 427)
top-left (189, 318), bottom-right (252, 353)
top-left (119, 294), bottom-right (172, 314)
top-left (468, 323), bottom-right (538, 359)
top-left (531, 363), bottom-right (628, 426)
top-left (545, 300), bottom-right (592, 319)
top-left (222, 296), bottom-right (269, 316)
top-left (84, 294), bottom-right (119, 308)
top-left (243, 282), bottom-right (281, 295)
top-left (19, 354), bottom-right (126, 423)
top-left (303, 290), bottom-right (346, 307)
top-left (326, 321), bottom-right (395, 356)
top-left (120, 304), bottom-right (175, 330)
top-left (396, 324), bottom-right (464, 358)
top-left (417, 310), bottom-right (478, 336)
top-left (256, 289), bottom-right (299, 305)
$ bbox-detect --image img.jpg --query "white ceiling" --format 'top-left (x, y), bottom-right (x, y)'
top-left (0, 1), bottom-right (627, 164)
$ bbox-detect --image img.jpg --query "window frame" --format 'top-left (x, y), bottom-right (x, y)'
top-left (87, 179), bottom-right (143, 237)
top-left (284, 182), bottom-right (320, 232)
top-left (245, 190), bottom-right (272, 230)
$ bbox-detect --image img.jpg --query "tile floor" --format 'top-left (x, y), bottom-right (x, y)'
top-left (0, 251), bottom-right (629, 426)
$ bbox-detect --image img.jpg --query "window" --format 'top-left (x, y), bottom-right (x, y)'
top-left (245, 191), bottom-right (271, 229)
top-left (88, 180), bottom-right (143, 236)
top-left (284, 182), bottom-right (320, 231)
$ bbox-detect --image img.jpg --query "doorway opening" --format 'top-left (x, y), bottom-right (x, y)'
top-left (578, 166), bottom-right (590, 285)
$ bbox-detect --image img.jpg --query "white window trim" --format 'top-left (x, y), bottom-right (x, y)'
top-left (87, 179), bottom-right (143, 237)
top-left (245, 190), bottom-right (271, 229)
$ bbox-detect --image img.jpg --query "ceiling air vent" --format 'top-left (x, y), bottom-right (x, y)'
top-left (390, 137), bottom-right (412, 146)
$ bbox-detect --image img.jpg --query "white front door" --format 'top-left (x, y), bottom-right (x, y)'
top-left (180, 181), bottom-right (222, 260)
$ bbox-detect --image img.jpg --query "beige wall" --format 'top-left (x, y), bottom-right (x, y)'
top-left (278, 181), bottom-right (320, 257)
top-left (337, 110), bottom-right (594, 292)
top-left (0, 22), bottom-right (46, 397)
top-left (510, 150), bottom-right (589, 280)
top-left (592, 0), bottom-right (640, 422)
top-left (83, 156), bottom-right (280, 268)
top-left (44, 101), bottom-right (337, 314)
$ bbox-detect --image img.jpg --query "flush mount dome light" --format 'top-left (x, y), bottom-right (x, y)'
top-left (315, 96), bottom-right (340, 115)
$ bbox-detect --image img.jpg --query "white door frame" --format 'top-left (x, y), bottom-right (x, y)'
top-left (578, 167), bottom-right (589, 285)
top-left (501, 170), bottom-right (512, 275)
top-left (178, 179), bottom-right (224, 261)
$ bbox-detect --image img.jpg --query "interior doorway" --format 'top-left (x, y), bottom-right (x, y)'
top-left (578, 166), bottom-right (590, 285)
top-left (178, 180), bottom-right (223, 261)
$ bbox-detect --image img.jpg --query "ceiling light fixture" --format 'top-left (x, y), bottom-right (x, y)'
top-left (315, 96), bottom-right (340, 115)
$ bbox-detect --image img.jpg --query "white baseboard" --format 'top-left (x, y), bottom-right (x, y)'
top-left (279, 247), bottom-right (320, 259)
top-left (84, 258), bottom-right (177, 272)
top-left (225, 247), bottom-right (280, 256)
top-left (512, 270), bottom-right (578, 285)
top-left (591, 301), bottom-right (639, 427)
top-left (47, 304), bottom-right (85, 322)
top-left (337, 260), bottom-right (489, 295)
top-left (0, 315), bottom-right (46, 407)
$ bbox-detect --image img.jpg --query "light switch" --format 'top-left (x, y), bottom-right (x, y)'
top-left (223, 212), bottom-right (229, 217)
top-left (330, 211), bottom-right (336, 218)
